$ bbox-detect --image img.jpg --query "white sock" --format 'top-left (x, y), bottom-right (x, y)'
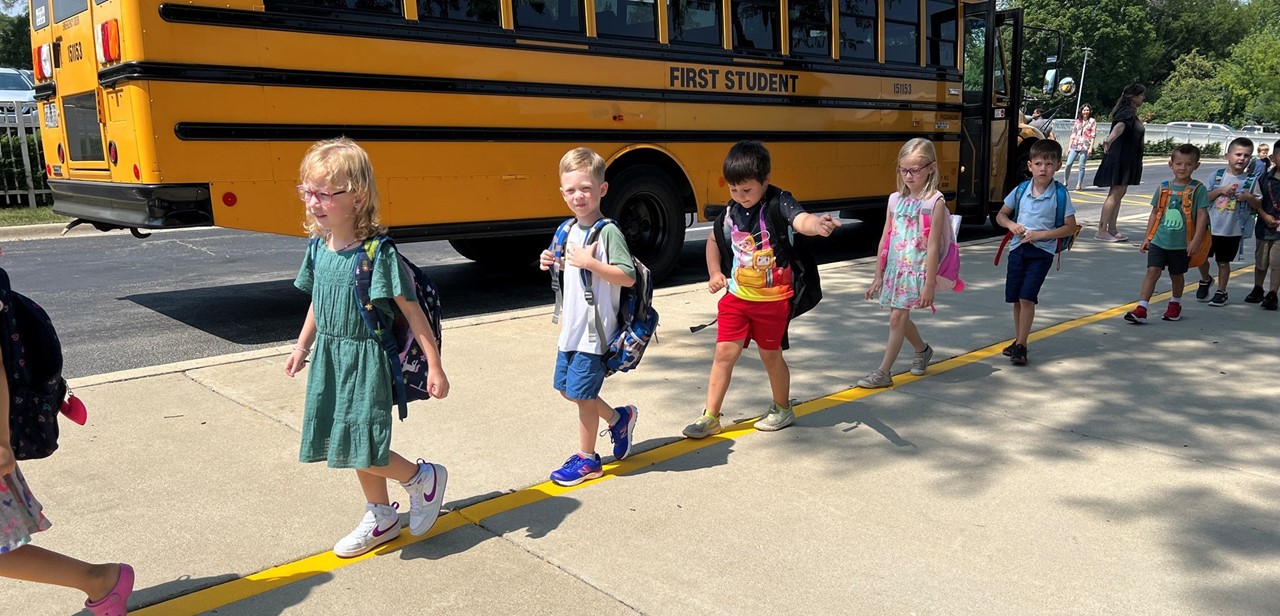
top-left (1138, 300), bottom-right (1149, 309)
top-left (1170, 297), bottom-right (1182, 304)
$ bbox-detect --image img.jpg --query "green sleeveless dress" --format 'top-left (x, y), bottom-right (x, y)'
top-left (294, 239), bottom-right (415, 469)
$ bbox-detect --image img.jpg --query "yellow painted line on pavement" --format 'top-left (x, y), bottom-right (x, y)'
top-left (133, 266), bottom-right (1259, 615)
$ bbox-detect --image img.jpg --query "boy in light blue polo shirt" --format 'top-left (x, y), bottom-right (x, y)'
top-left (995, 140), bottom-right (1078, 366)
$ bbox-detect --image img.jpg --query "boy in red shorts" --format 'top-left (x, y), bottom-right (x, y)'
top-left (682, 141), bottom-right (839, 438)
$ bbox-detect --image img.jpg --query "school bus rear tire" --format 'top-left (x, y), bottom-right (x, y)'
top-left (603, 165), bottom-right (685, 281)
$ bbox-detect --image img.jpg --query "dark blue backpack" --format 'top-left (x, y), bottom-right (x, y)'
top-left (549, 218), bottom-right (659, 376)
top-left (311, 237), bottom-right (443, 420)
top-left (1, 268), bottom-right (75, 460)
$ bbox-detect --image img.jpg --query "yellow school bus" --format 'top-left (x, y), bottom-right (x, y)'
top-left (30, 0), bottom-right (1050, 278)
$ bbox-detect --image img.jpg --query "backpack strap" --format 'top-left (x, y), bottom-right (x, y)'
top-left (549, 218), bottom-right (576, 325)
top-left (580, 218), bottom-right (616, 348)
top-left (1146, 181), bottom-right (1174, 243)
top-left (994, 180), bottom-right (1033, 266)
top-left (352, 236), bottom-right (411, 420)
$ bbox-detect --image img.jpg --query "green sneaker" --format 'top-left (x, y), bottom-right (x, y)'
top-left (682, 411), bottom-right (722, 439)
top-left (754, 402), bottom-right (795, 432)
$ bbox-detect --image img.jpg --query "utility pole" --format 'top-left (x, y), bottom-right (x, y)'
top-left (1074, 47), bottom-right (1092, 120)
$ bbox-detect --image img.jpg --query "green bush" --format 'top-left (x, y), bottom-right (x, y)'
top-left (0, 130), bottom-right (53, 207)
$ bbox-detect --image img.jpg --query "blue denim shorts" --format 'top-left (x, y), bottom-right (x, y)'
top-left (553, 350), bottom-right (607, 400)
top-left (1005, 243), bottom-right (1055, 304)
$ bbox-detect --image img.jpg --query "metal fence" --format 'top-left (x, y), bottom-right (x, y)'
top-left (0, 100), bottom-right (52, 208)
top-left (1050, 118), bottom-right (1279, 155)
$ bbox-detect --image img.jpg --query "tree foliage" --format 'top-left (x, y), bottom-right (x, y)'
top-left (0, 13), bottom-right (31, 69)
top-left (1010, 0), bottom-right (1280, 129)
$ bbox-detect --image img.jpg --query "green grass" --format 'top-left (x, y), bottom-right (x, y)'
top-left (0, 205), bottom-right (70, 227)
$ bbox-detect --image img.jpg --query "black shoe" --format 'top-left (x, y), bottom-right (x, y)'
top-left (1209, 290), bottom-right (1228, 307)
top-left (1010, 344), bottom-right (1028, 366)
top-left (1002, 342), bottom-right (1017, 356)
top-left (1263, 292), bottom-right (1278, 311)
top-left (1244, 286), bottom-right (1265, 303)
top-left (1196, 278), bottom-right (1214, 301)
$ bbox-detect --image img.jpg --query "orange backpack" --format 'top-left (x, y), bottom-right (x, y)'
top-left (1145, 180), bottom-right (1210, 268)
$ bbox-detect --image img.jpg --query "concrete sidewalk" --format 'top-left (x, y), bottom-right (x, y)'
top-left (6, 211), bottom-right (1279, 615)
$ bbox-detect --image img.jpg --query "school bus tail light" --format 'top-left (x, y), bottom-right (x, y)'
top-left (95, 19), bottom-right (121, 65)
top-left (34, 44), bottom-right (53, 81)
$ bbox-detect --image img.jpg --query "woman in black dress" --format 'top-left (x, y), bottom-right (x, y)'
top-left (1092, 83), bottom-right (1147, 242)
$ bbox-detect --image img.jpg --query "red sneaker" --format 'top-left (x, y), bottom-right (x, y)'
top-left (1123, 305), bottom-right (1148, 324)
top-left (1162, 302), bottom-right (1182, 321)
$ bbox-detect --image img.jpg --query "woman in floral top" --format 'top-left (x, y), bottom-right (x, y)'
top-left (1063, 103), bottom-right (1097, 190)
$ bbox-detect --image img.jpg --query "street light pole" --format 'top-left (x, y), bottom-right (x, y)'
top-left (1074, 47), bottom-right (1093, 121)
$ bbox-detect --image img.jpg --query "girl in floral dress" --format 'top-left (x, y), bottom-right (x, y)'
top-left (858, 139), bottom-right (946, 389)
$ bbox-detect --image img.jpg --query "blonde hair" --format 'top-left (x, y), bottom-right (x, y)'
top-left (895, 138), bottom-right (940, 197)
top-left (558, 147), bottom-right (607, 184)
top-left (299, 137), bottom-right (385, 239)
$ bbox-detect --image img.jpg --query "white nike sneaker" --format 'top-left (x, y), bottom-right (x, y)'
top-left (333, 502), bottom-right (400, 558)
top-left (402, 460), bottom-right (448, 536)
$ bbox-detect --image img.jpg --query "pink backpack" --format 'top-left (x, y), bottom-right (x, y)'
top-left (878, 192), bottom-right (966, 293)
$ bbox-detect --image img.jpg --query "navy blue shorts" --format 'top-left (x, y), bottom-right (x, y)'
top-left (553, 350), bottom-right (607, 400)
top-left (1005, 243), bottom-right (1054, 304)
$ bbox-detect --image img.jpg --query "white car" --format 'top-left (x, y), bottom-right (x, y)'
top-left (0, 67), bottom-right (36, 117)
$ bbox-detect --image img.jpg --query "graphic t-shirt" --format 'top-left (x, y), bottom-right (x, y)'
top-left (725, 185), bottom-right (805, 302)
top-left (1149, 182), bottom-right (1210, 250)
top-left (1207, 170), bottom-right (1261, 237)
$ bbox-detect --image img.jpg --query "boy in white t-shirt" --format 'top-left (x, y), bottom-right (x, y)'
top-left (538, 148), bottom-right (638, 486)
top-left (1195, 137), bottom-right (1262, 306)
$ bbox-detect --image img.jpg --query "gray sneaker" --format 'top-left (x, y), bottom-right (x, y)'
top-left (857, 369), bottom-right (893, 388)
top-left (754, 402), bottom-right (795, 432)
top-left (911, 344), bottom-right (934, 376)
top-left (682, 412), bottom-right (723, 439)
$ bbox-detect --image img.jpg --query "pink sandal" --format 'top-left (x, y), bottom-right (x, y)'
top-left (85, 564), bottom-right (134, 616)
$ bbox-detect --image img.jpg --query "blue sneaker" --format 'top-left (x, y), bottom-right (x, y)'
top-left (601, 405), bottom-right (638, 460)
top-left (550, 453), bottom-right (603, 486)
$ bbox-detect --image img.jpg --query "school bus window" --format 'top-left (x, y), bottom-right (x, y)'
top-left (514, 0), bottom-right (586, 33)
top-left (925, 0), bottom-right (957, 67)
top-left (788, 0), bottom-right (830, 57)
top-left (668, 0), bottom-right (722, 46)
top-left (64, 92), bottom-right (105, 162)
top-left (731, 0), bottom-right (780, 52)
top-left (884, 0), bottom-right (919, 64)
top-left (273, 0), bottom-right (403, 16)
top-left (52, 0), bottom-right (88, 23)
top-left (596, 0), bottom-right (658, 40)
top-left (419, 0), bottom-right (501, 25)
top-left (837, 0), bottom-right (875, 61)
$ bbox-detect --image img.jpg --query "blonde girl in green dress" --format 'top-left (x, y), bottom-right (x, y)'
top-left (284, 138), bottom-right (451, 558)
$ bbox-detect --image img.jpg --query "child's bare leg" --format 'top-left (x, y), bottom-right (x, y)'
top-left (705, 340), bottom-right (745, 416)
top-left (757, 348), bottom-right (790, 407)
top-left (1016, 300), bottom-right (1035, 345)
top-left (0, 545), bottom-right (121, 603)
top-left (902, 313), bottom-right (926, 351)
top-left (356, 452), bottom-right (420, 503)
top-left (573, 397), bottom-right (617, 454)
top-left (1012, 302), bottom-right (1023, 341)
top-left (1170, 272), bottom-right (1185, 298)
top-left (1196, 261), bottom-right (1212, 284)
top-left (1271, 266), bottom-right (1280, 292)
top-left (1255, 265), bottom-right (1267, 289)
top-left (1216, 261), bottom-right (1231, 291)
top-left (877, 308), bottom-right (914, 374)
top-left (1139, 267), bottom-right (1162, 301)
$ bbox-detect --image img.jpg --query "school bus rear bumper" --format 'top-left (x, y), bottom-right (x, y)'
top-left (50, 180), bottom-right (214, 230)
